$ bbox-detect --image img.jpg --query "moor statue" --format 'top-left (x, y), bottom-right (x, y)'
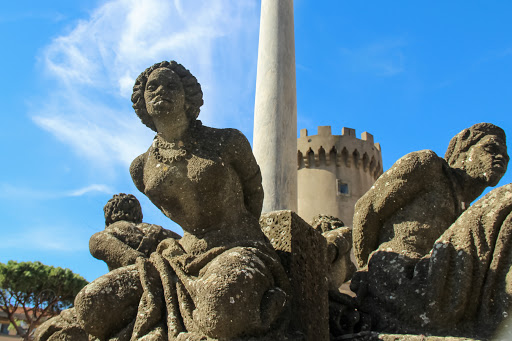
top-left (40, 61), bottom-right (291, 341)
top-left (353, 123), bottom-right (509, 267)
top-left (347, 123), bottom-right (512, 339)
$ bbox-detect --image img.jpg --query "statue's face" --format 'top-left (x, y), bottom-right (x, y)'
top-left (465, 135), bottom-right (509, 186)
top-left (144, 68), bottom-right (186, 124)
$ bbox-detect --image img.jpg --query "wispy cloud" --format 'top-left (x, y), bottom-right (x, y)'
top-left (32, 89), bottom-right (151, 168)
top-left (33, 0), bottom-right (260, 172)
top-left (339, 39), bottom-right (406, 77)
top-left (68, 184), bottom-right (113, 197)
top-left (0, 183), bottom-right (113, 200)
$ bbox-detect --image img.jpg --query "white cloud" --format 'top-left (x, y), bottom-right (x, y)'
top-left (68, 184), bottom-right (113, 196)
top-left (339, 39), bottom-right (406, 77)
top-left (34, 0), bottom-right (260, 172)
top-left (32, 88), bottom-right (151, 168)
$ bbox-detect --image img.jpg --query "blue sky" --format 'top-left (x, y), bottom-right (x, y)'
top-left (1, 0), bottom-right (511, 282)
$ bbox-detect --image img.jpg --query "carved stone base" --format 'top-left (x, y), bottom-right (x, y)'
top-left (259, 210), bottom-right (329, 341)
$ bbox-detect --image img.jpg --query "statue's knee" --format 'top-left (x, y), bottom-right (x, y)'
top-left (75, 265), bottom-right (142, 339)
top-left (193, 248), bottom-right (286, 338)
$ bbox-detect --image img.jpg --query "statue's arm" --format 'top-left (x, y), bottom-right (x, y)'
top-left (130, 153), bottom-right (147, 194)
top-left (89, 231), bottom-right (145, 271)
top-left (224, 129), bottom-right (264, 219)
top-left (136, 223), bottom-right (181, 255)
top-left (353, 150), bottom-right (441, 268)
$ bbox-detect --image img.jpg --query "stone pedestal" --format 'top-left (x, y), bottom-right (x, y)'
top-left (253, 0), bottom-right (298, 213)
top-left (260, 210), bottom-right (329, 341)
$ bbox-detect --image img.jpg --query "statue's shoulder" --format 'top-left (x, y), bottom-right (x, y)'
top-left (390, 149), bottom-right (444, 178)
top-left (199, 124), bottom-right (246, 143)
top-left (197, 124), bottom-right (250, 156)
top-left (130, 151), bottom-right (148, 193)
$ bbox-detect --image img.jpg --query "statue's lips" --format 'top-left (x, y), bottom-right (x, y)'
top-left (151, 97), bottom-right (171, 104)
top-left (154, 97), bottom-right (172, 103)
top-left (493, 158), bottom-right (507, 169)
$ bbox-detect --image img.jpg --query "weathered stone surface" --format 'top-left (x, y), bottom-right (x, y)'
top-left (74, 265), bottom-right (143, 339)
top-left (310, 214), bottom-right (345, 233)
top-left (347, 123), bottom-right (510, 339)
top-left (353, 123), bottom-right (508, 268)
top-left (90, 193), bottom-right (180, 271)
top-left (38, 61), bottom-right (292, 341)
top-left (337, 331), bottom-right (479, 341)
top-left (377, 334), bottom-right (480, 341)
top-left (260, 210), bottom-right (329, 341)
top-left (310, 215), bottom-right (356, 291)
top-left (34, 308), bottom-right (89, 341)
top-left (323, 227), bottom-right (355, 292)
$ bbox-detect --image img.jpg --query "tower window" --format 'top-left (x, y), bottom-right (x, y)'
top-left (337, 180), bottom-right (349, 195)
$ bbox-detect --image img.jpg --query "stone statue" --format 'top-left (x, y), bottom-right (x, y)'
top-left (90, 193), bottom-right (180, 271)
top-left (346, 123), bottom-right (511, 339)
top-left (353, 123), bottom-right (509, 267)
top-left (310, 215), bottom-right (355, 291)
top-left (34, 59), bottom-right (512, 341)
top-left (309, 215), bottom-right (359, 339)
top-left (40, 61), bottom-right (291, 341)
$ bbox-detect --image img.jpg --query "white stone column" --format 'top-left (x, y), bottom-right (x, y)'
top-left (253, 0), bottom-right (297, 213)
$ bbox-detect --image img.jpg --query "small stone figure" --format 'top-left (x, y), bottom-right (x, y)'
top-left (90, 193), bottom-right (180, 271)
top-left (72, 61), bottom-right (290, 341)
top-left (349, 123), bottom-right (511, 339)
top-left (310, 215), bottom-right (355, 291)
top-left (310, 215), bottom-right (360, 338)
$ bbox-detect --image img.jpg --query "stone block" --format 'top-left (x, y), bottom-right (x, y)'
top-left (317, 126), bottom-right (332, 136)
top-left (259, 210), bottom-right (329, 341)
top-left (342, 127), bottom-right (355, 137)
top-left (361, 131), bottom-right (374, 144)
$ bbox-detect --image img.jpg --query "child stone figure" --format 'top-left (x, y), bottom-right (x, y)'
top-left (89, 193), bottom-right (181, 271)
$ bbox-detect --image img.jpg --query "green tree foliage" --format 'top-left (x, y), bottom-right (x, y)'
top-left (0, 260), bottom-right (88, 340)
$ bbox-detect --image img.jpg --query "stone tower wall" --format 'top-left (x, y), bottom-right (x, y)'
top-left (297, 126), bottom-right (383, 226)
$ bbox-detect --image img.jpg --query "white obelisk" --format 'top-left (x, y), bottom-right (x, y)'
top-left (253, 0), bottom-right (297, 213)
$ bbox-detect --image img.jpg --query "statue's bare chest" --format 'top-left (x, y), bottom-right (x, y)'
top-left (143, 150), bottom-right (227, 197)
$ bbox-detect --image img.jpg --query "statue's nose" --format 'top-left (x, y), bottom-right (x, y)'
top-left (155, 86), bottom-right (166, 95)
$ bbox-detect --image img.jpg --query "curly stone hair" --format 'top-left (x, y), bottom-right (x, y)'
top-left (103, 193), bottom-right (143, 226)
top-left (445, 123), bottom-right (506, 169)
top-left (131, 61), bottom-right (204, 131)
top-left (310, 215), bottom-right (345, 233)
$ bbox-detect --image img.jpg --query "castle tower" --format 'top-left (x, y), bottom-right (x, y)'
top-left (297, 126), bottom-right (383, 226)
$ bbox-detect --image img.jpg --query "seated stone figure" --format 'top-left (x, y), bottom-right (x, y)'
top-left (90, 193), bottom-right (181, 271)
top-left (70, 61), bottom-right (290, 341)
top-left (349, 123), bottom-right (511, 339)
top-left (310, 215), bottom-right (355, 291)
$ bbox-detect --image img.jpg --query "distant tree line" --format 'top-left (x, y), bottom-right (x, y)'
top-left (0, 260), bottom-right (88, 341)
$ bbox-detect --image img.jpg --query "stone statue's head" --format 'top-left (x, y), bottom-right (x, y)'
top-left (104, 193), bottom-right (143, 226)
top-left (131, 61), bottom-right (204, 131)
top-left (445, 123), bottom-right (509, 186)
top-left (310, 215), bottom-right (344, 233)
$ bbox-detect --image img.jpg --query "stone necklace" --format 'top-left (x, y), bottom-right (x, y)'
top-left (152, 134), bottom-right (187, 163)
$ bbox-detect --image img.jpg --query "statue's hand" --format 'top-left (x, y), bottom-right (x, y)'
top-left (120, 249), bottom-right (146, 268)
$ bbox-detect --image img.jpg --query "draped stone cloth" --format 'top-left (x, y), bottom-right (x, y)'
top-left (353, 184), bottom-right (512, 339)
top-left (111, 239), bottom-right (290, 341)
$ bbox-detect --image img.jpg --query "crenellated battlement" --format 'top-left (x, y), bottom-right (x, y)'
top-left (297, 126), bottom-right (383, 179)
